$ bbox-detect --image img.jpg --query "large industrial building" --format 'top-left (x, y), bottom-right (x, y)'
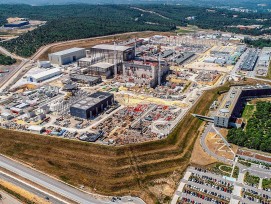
top-left (257, 47), bottom-right (271, 67)
top-left (240, 49), bottom-right (259, 71)
top-left (122, 60), bottom-right (169, 88)
top-left (77, 44), bottom-right (136, 77)
top-left (49, 48), bottom-right (86, 65)
top-left (70, 92), bottom-right (114, 119)
top-left (27, 68), bottom-right (62, 83)
top-left (175, 52), bottom-right (195, 65)
top-left (89, 44), bottom-right (135, 63)
top-left (4, 20), bottom-right (29, 28)
top-left (214, 85), bottom-right (271, 128)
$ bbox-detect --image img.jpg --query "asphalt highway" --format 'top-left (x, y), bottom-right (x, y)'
top-left (0, 154), bottom-right (112, 204)
top-left (0, 172), bottom-right (65, 204)
top-left (0, 154), bottom-right (147, 204)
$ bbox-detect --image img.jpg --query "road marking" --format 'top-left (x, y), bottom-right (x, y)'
top-left (0, 170), bottom-right (69, 204)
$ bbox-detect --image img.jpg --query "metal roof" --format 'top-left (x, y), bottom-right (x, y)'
top-left (30, 68), bottom-right (61, 80)
top-left (92, 44), bottom-right (132, 52)
top-left (5, 21), bottom-right (29, 25)
top-left (50, 48), bottom-right (85, 56)
top-left (28, 125), bottom-right (44, 131)
top-left (71, 92), bottom-right (113, 111)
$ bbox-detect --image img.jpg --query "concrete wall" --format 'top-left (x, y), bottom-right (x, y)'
top-left (70, 94), bottom-right (114, 119)
top-left (49, 49), bottom-right (86, 65)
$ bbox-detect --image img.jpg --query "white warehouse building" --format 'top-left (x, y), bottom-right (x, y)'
top-left (27, 68), bottom-right (62, 83)
top-left (48, 47), bottom-right (86, 65)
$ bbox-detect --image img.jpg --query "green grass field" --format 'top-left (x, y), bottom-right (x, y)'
top-left (262, 178), bottom-right (271, 189)
top-left (242, 103), bottom-right (255, 121)
top-left (244, 173), bottom-right (260, 187)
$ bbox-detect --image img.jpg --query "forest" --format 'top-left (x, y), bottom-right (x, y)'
top-left (1, 4), bottom-right (271, 57)
top-left (227, 102), bottom-right (271, 153)
top-left (244, 38), bottom-right (271, 48)
top-left (0, 54), bottom-right (16, 65)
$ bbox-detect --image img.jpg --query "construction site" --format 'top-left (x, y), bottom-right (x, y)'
top-left (0, 33), bottom-right (245, 145)
top-left (4, 30), bottom-right (271, 204)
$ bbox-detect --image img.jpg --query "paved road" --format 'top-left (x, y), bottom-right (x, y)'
top-left (200, 123), bottom-right (233, 165)
top-left (200, 123), bottom-right (271, 179)
top-left (30, 31), bottom-right (154, 61)
top-left (180, 193), bottom-right (214, 204)
top-left (0, 155), bottom-right (106, 204)
top-left (0, 59), bottom-right (29, 92)
top-left (0, 154), bottom-right (146, 204)
top-left (0, 47), bottom-right (28, 92)
top-left (0, 46), bottom-right (24, 61)
top-left (0, 172), bottom-right (65, 204)
top-left (0, 190), bottom-right (22, 204)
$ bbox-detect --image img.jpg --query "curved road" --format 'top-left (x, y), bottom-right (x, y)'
top-left (200, 123), bottom-right (271, 179)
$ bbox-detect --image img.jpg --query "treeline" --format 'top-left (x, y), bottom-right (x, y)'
top-left (136, 5), bottom-right (271, 35)
top-left (0, 5), bottom-right (176, 57)
top-left (1, 4), bottom-right (271, 57)
top-left (0, 54), bottom-right (16, 65)
top-left (227, 102), bottom-right (271, 153)
top-left (244, 38), bottom-right (271, 48)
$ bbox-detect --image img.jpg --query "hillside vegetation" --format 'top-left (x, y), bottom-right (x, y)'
top-left (0, 54), bottom-right (16, 65)
top-left (1, 4), bottom-right (271, 57)
top-left (0, 84), bottom-right (230, 203)
top-left (228, 101), bottom-right (271, 153)
top-left (0, 4), bottom-right (176, 57)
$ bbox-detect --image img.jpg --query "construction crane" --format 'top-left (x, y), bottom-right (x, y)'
top-left (114, 41), bottom-right (117, 79)
top-left (158, 53), bottom-right (161, 86)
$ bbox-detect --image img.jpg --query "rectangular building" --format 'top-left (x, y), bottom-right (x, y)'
top-left (90, 44), bottom-right (135, 62)
top-left (175, 52), bottom-right (195, 65)
top-left (70, 92), bottom-right (114, 119)
top-left (88, 62), bottom-right (115, 78)
top-left (123, 60), bottom-right (169, 88)
top-left (49, 48), bottom-right (86, 65)
top-left (214, 85), bottom-right (271, 128)
top-left (27, 68), bottom-right (62, 83)
top-left (240, 49), bottom-right (259, 71)
top-left (70, 74), bottom-right (102, 86)
top-left (4, 21), bottom-right (29, 28)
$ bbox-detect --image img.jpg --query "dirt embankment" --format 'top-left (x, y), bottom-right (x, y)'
top-left (0, 84), bottom-right (230, 203)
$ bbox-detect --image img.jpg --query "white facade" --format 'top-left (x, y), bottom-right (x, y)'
top-left (38, 61), bottom-right (51, 68)
top-left (28, 125), bottom-right (44, 133)
top-left (27, 68), bottom-right (62, 83)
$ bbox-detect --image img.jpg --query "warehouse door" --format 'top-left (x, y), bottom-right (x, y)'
top-left (73, 56), bottom-right (77, 62)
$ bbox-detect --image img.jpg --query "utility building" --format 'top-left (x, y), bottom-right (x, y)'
top-left (70, 92), bottom-right (114, 119)
top-left (49, 48), bottom-right (86, 65)
top-left (4, 20), bottom-right (29, 28)
top-left (70, 74), bottom-right (102, 86)
top-left (240, 49), bottom-right (259, 71)
top-left (27, 68), bottom-right (62, 83)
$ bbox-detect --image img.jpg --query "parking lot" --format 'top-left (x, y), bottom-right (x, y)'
top-left (172, 167), bottom-right (271, 204)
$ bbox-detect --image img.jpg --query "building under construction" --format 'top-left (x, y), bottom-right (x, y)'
top-left (77, 44), bottom-right (136, 77)
top-left (122, 60), bottom-right (169, 88)
top-left (78, 44), bottom-right (135, 67)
